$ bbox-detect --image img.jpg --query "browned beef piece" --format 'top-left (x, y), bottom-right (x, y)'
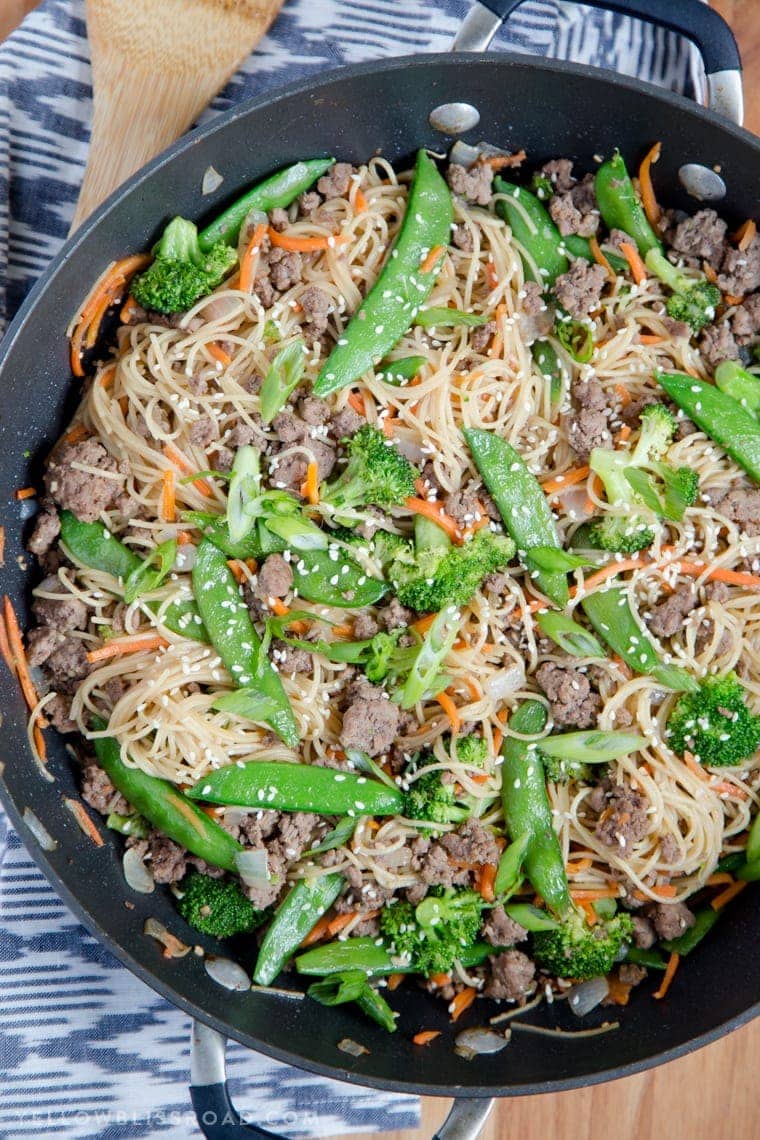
top-left (659, 834), bottom-right (680, 863)
top-left (189, 415), bottom-right (218, 448)
top-left (32, 577), bottom-right (88, 631)
top-left (647, 583), bottom-right (695, 639)
top-left (144, 831), bottom-right (189, 884)
top-left (553, 259), bottom-right (607, 319)
top-left (452, 224), bottom-right (473, 252)
top-left (405, 882), bottom-right (428, 904)
top-left (439, 820), bottom-right (499, 866)
top-left (482, 905), bottom-right (528, 947)
top-left (618, 963), bottom-right (647, 986)
top-left (670, 209), bottom-right (727, 264)
top-left (631, 915), bottom-right (657, 949)
top-left (245, 813), bottom-right (318, 909)
top-left (270, 247), bottom-right (304, 292)
top-left (700, 320), bottom-right (739, 368)
top-left (536, 662), bottom-right (601, 729)
top-left (713, 485), bottom-right (760, 537)
top-left (81, 763), bottom-right (130, 816)
top-left (44, 637), bottom-right (91, 694)
top-left (255, 553), bottom-right (293, 601)
top-left (270, 638), bottom-right (311, 675)
top-left (268, 407), bottom-right (337, 491)
top-left (648, 901), bottom-right (695, 940)
top-left (540, 158), bottom-right (575, 192)
top-left (44, 692), bottom-right (76, 732)
top-left (484, 950), bottom-right (535, 1000)
top-left (409, 836), bottom-right (471, 887)
top-left (45, 438), bottom-right (124, 523)
top-left (220, 809), bottom-right (280, 846)
top-left (103, 676), bottom-right (127, 706)
top-left (718, 235), bottom-right (760, 296)
top-left (596, 784), bottom-right (650, 853)
top-left (27, 509), bottom-right (60, 557)
top-left (268, 207), bottom-right (290, 232)
top-left (518, 280), bottom-right (553, 342)
top-left (299, 396), bottom-right (331, 425)
top-left (443, 486), bottom-right (482, 527)
top-left (549, 174), bottom-right (599, 238)
top-left (568, 375), bottom-right (612, 461)
top-left (418, 460), bottom-right (445, 497)
top-left (695, 616), bottom-right (733, 657)
top-left (300, 286), bottom-right (331, 337)
top-left (26, 626), bottom-right (64, 667)
top-left (317, 163), bottom-right (354, 198)
top-left (352, 613), bottom-right (379, 640)
top-left (471, 321), bottom-right (496, 353)
top-left (340, 683), bottom-right (401, 756)
top-left (661, 316), bottom-right (692, 340)
top-left (377, 598), bottom-right (414, 631)
top-left (446, 162), bottom-right (493, 206)
top-left (730, 292), bottom-right (760, 345)
top-left (329, 406), bottom-right (364, 440)
top-left (210, 445), bottom-right (235, 474)
top-left (298, 190), bottom-right (322, 215)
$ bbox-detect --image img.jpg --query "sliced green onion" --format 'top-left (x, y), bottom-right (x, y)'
top-left (264, 514), bottom-right (329, 551)
top-left (538, 730), bottom-right (647, 763)
top-left (226, 446), bottom-right (261, 543)
top-left (494, 833), bottom-right (530, 897)
top-left (345, 747), bottom-right (398, 790)
top-left (123, 539), bottom-right (177, 604)
top-left (557, 318), bottom-right (594, 363)
top-left (623, 467), bottom-right (663, 514)
top-left (414, 307), bottom-right (487, 329)
top-left (531, 339), bottom-right (565, 404)
top-left (308, 815), bottom-right (358, 856)
top-left (211, 688), bottom-right (280, 722)
top-left (260, 338), bottom-right (306, 424)
top-left (535, 611), bottom-right (605, 658)
top-left (526, 546), bottom-right (592, 574)
top-left (263, 318), bottom-right (281, 344)
top-left (400, 605), bottom-right (460, 709)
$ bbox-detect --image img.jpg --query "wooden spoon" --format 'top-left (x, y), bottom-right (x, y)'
top-left (71, 0), bottom-right (284, 230)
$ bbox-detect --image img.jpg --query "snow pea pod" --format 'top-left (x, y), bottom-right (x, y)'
top-left (296, 936), bottom-right (495, 978)
top-left (657, 371), bottom-right (760, 483)
top-left (60, 511), bottom-right (208, 641)
top-left (500, 700), bottom-right (571, 917)
top-left (494, 179), bottom-right (568, 286)
top-left (581, 586), bottom-right (699, 692)
top-left (531, 339), bottom-right (564, 404)
top-left (187, 759), bottom-right (404, 816)
top-left (91, 721), bottom-right (242, 872)
top-left (376, 355), bottom-right (428, 385)
top-left (307, 971), bottom-right (397, 1033)
top-left (464, 428), bottom-right (568, 606)
top-left (314, 150), bottom-right (452, 397)
top-left (662, 906), bottom-right (720, 956)
top-left (192, 539), bottom-right (299, 746)
top-left (198, 158), bottom-right (335, 251)
top-left (714, 360), bottom-right (760, 418)
top-left (253, 873), bottom-right (344, 985)
top-left (290, 545), bottom-right (388, 608)
top-left (594, 150), bottom-right (662, 257)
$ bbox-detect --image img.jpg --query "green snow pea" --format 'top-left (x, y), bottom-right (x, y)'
top-left (662, 906), bottom-right (721, 956)
top-left (494, 179), bottom-right (568, 286)
top-left (307, 971), bottom-right (397, 1032)
top-left (714, 360), bottom-right (760, 418)
top-left (594, 150), bottom-right (662, 257)
top-left (295, 936), bottom-right (496, 978)
top-left (657, 370), bottom-right (760, 483)
top-left (253, 873), bottom-right (344, 985)
top-left (376, 355), bottom-right (428, 385)
top-left (531, 339), bottom-right (565, 404)
top-left (314, 150), bottom-right (452, 396)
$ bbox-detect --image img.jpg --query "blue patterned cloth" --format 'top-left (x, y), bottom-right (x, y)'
top-left (0, 2), bottom-right (702, 1136)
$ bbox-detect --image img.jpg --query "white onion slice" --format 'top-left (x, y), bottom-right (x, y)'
top-left (144, 917), bottom-right (191, 958)
top-left (174, 543), bottom-right (197, 572)
top-left (22, 808), bottom-right (57, 851)
top-left (205, 955), bottom-right (250, 991)
top-left (337, 1038), bottom-right (369, 1057)
top-left (235, 848), bottom-right (270, 889)
top-left (486, 663), bottom-right (525, 700)
top-left (567, 976), bottom-right (609, 1017)
top-left (454, 1027), bottom-right (510, 1058)
top-left (202, 165), bottom-right (224, 195)
top-left (122, 846), bottom-right (155, 893)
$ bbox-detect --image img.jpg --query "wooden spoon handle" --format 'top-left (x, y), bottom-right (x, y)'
top-left (71, 0), bottom-right (283, 231)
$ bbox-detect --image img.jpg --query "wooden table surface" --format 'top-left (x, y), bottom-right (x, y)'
top-left (1, 2), bottom-right (758, 1137)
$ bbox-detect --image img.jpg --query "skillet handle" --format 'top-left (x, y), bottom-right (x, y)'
top-left (454, 0), bottom-right (744, 125)
top-left (190, 1020), bottom-right (494, 1139)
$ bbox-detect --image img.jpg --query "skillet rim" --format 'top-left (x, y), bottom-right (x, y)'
top-left (0, 47), bottom-right (758, 1098)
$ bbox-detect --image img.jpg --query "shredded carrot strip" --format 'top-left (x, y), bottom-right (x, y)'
top-left (707, 872), bottom-right (736, 887)
top-left (86, 635), bottom-right (168, 664)
top-left (120, 294), bottom-right (139, 324)
top-left (614, 383), bottom-right (632, 407)
top-left (412, 1030), bottom-right (441, 1046)
top-left (480, 150), bottom-right (526, 170)
top-left (711, 880), bottom-right (747, 910)
top-left (638, 333), bottom-right (665, 345)
top-left (487, 302), bottom-right (507, 359)
top-left (710, 781), bottom-right (749, 800)
top-left (0, 611), bottom-right (14, 672)
top-left (63, 423), bottom-right (89, 445)
top-left (238, 222), bottom-right (269, 294)
top-left (386, 972), bottom-right (404, 991)
top-left (671, 563), bottom-right (760, 590)
top-left (589, 236), bottom-right (616, 283)
top-left (541, 466), bottom-right (590, 496)
top-left (632, 884), bottom-right (677, 901)
top-left (509, 598), bottom-right (544, 626)
top-left (436, 691), bottom-right (461, 736)
top-left (578, 900), bottom-right (598, 926)
top-left (69, 254), bottom-right (151, 377)
top-left (64, 798), bottom-right (104, 847)
top-left (326, 909), bottom-right (380, 937)
top-left (3, 596), bottom-right (40, 713)
top-left (492, 728), bottom-right (503, 754)
top-left (577, 557), bottom-right (649, 594)
top-left (300, 461), bottom-right (320, 506)
top-left (619, 241), bottom-right (647, 285)
top-left (485, 261), bottom-right (499, 291)
top-left (476, 863), bottom-right (497, 903)
top-left (638, 141), bottom-right (662, 227)
top-left (470, 773), bottom-right (490, 785)
top-left (450, 986), bottom-right (477, 1021)
top-left (411, 612), bottom-right (437, 636)
top-left (161, 469), bottom-right (176, 523)
top-left (14, 487), bottom-right (36, 501)
top-left (269, 228), bottom-right (348, 253)
top-left (162, 443), bottom-right (213, 497)
top-left (300, 914), bottom-right (331, 948)
top-left (565, 858), bottom-right (593, 874)
top-left (732, 217), bottom-right (757, 251)
top-left (404, 497), bottom-right (463, 544)
top-left (332, 623), bottom-right (354, 639)
top-left (653, 951), bottom-right (680, 999)
top-left (570, 887), bottom-right (621, 901)
top-left (616, 424), bottom-right (632, 444)
top-left (208, 342), bottom-right (231, 367)
top-left (287, 619), bottom-right (309, 636)
top-left (354, 188), bottom-right (368, 214)
top-left (268, 599), bottom-right (290, 617)
top-left (33, 721), bottom-right (47, 764)
top-left (606, 975), bottom-right (632, 1006)
top-left (99, 364), bottom-right (117, 390)
top-left (703, 260), bottom-right (719, 284)
top-left (428, 972), bottom-right (451, 988)
top-left (347, 391), bottom-right (366, 416)
top-left (464, 677), bottom-right (481, 702)
top-left (682, 750), bottom-right (710, 783)
top-left (419, 244), bottom-right (446, 274)
top-left (176, 531), bottom-right (193, 545)
top-left (226, 560), bottom-right (247, 584)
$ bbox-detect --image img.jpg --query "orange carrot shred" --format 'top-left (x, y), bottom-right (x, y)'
top-left (269, 228), bottom-right (348, 253)
top-left (589, 236), bottom-right (616, 283)
top-left (208, 342), bottom-right (231, 367)
top-left (479, 150), bottom-right (526, 171)
top-left (492, 728), bottom-right (503, 754)
top-left (638, 142), bottom-right (662, 228)
top-left (267, 598), bottom-right (290, 618)
top-left (485, 261), bottom-right (499, 291)
top-left (435, 691), bottom-right (461, 735)
top-left (69, 254), bottom-right (151, 377)
top-left (464, 677), bottom-right (481, 702)
top-left (120, 294), bottom-right (139, 324)
top-left (86, 635), bottom-right (169, 664)
top-left (541, 466), bottom-right (590, 496)
top-left (571, 887), bottom-right (621, 901)
top-left (419, 244), bottom-right (446, 274)
top-left (703, 260), bottom-right (719, 284)
top-left (162, 443), bottom-right (213, 498)
top-left (638, 333), bottom-right (665, 345)
top-left (238, 222), bottom-right (269, 294)
top-left (565, 858), bottom-right (593, 874)
top-left (711, 880), bottom-right (748, 910)
top-left (707, 872), bottom-right (736, 887)
top-left (3, 596), bottom-right (40, 713)
top-left (614, 383), bottom-right (632, 407)
top-left (606, 975), bottom-right (633, 1006)
top-left (331, 623), bottom-right (354, 639)
top-left (653, 951), bottom-right (680, 999)
top-left (732, 218), bottom-right (757, 251)
top-left (450, 986), bottom-right (477, 1022)
top-left (723, 293), bottom-right (746, 307)
top-left (354, 188), bottom-right (368, 214)
top-left (477, 863), bottom-right (497, 903)
top-left (161, 469), bottom-right (176, 523)
top-left (226, 560), bottom-right (247, 584)
top-left (14, 487), bottom-right (36, 501)
top-left (300, 461), bottom-right (320, 506)
top-left (300, 914), bottom-right (331, 948)
top-left (681, 750), bottom-right (710, 783)
top-left (710, 781), bottom-right (750, 800)
top-left (411, 612), bottom-right (437, 636)
top-left (64, 798), bottom-right (105, 847)
top-left (0, 611), bottom-right (14, 673)
top-left (347, 390), bottom-right (366, 416)
top-left (412, 1030), bottom-right (441, 1046)
top-left (616, 424), bottom-right (632, 444)
top-left (33, 721), bottom-right (47, 764)
top-left (619, 241), bottom-right (647, 285)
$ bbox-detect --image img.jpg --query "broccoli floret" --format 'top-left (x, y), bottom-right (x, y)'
top-left (403, 769), bottom-right (470, 827)
top-left (530, 172), bottom-right (554, 201)
top-left (370, 530), bottom-right (414, 574)
top-left (380, 887), bottom-right (485, 975)
top-left (645, 248), bottom-right (721, 334)
top-left (177, 871), bottom-right (267, 939)
top-left (532, 907), bottom-right (633, 979)
top-left (364, 629), bottom-right (404, 683)
top-left (453, 734), bottom-right (488, 766)
top-left (320, 425), bottom-right (418, 516)
top-left (540, 752), bottom-right (593, 784)
top-left (131, 217), bottom-right (238, 314)
top-left (666, 672), bottom-right (760, 768)
top-left (588, 403), bottom-right (680, 552)
top-left (389, 528), bottom-right (515, 612)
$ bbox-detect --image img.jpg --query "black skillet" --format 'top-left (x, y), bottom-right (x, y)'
top-left (0, 1), bottom-right (758, 1137)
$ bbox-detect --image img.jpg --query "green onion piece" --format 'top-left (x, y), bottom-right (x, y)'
top-left (414, 307), bottom-right (487, 329)
top-left (400, 605), bottom-right (460, 709)
top-left (345, 747), bottom-right (399, 790)
top-left (494, 833), bottom-right (530, 897)
top-left (106, 812), bottom-right (150, 838)
top-left (211, 689), bottom-right (280, 721)
top-left (531, 339), bottom-right (565, 404)
top-left (623, 466), bottom-right (663, 515)
top-left (264, 514), bottom-right (329, 551)
top-left (504, 902), bottom-right (560, 932)
top-left (263, 319), bottom-right (281, 344)
top-left (123, 539), bottom-right (177, 604)
top-left (538, 730), bottom-right (647, 763)
top-left (625, 946), bottom-right (666, 970)
top-left (557, 318), bottom-right (594, 362)
top-left (260, 338), bottom-right (306, 424)
top-left (525, 546), bottom-right (592, 574)
top-left (535, 611), bottom-right (604, 658)
top-left (308, 816), bottom-right (359, 856)
top-left (376, 355), bottom-right (428, 385)
top-left (226, 446), bottom-right (261, 543)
